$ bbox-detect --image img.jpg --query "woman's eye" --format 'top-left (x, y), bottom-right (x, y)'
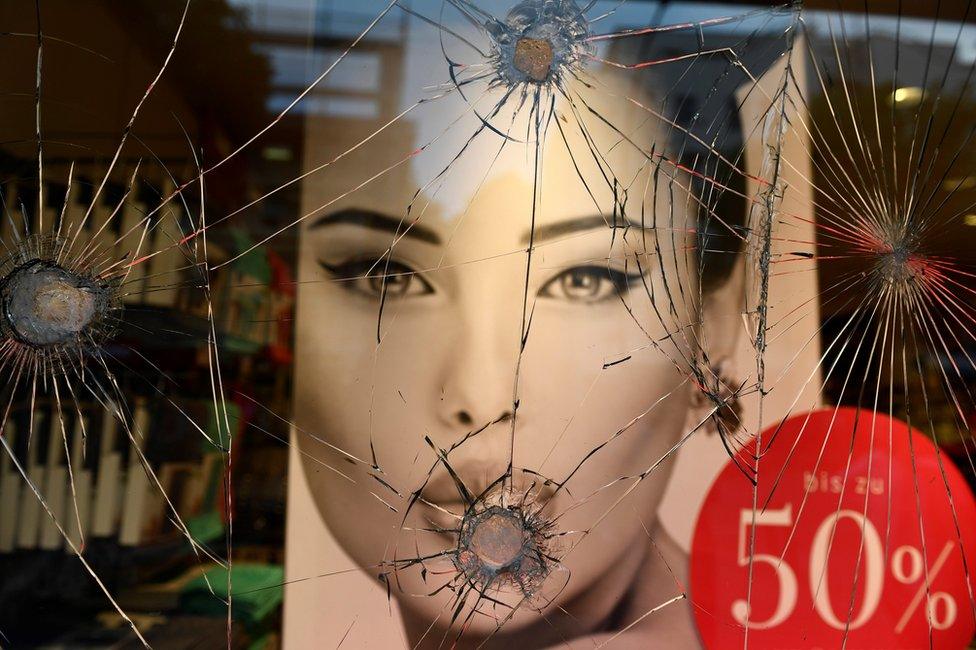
top-left (537, 265), bottom-right (642, 303)
top-left (319, 258), bottom-right (434, 299)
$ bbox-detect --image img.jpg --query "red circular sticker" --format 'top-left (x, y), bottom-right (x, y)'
top-left (691, 407), bottom-right (976, 649)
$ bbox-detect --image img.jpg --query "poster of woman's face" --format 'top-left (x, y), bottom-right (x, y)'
top-left (283, 3), bottom-right (814, 647)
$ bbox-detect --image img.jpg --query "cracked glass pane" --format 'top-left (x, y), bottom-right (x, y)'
top-left (0, 1), bottom-right (975, 649)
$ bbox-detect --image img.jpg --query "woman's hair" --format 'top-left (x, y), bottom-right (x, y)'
top-left (642, 81), bottom-right (748, 297)
top-left (596, 37), bottom-right (749, 298)
top-left (694, 154), bottom-right (747, 295)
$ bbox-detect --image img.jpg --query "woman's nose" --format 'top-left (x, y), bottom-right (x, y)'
top-left (436, 298), bottom-right (520, 431)
top-left (449, 407), bottom-right (511, 429)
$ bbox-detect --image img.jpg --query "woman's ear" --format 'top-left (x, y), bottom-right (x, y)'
top-left (690, 253), bottom-right (749, 437)
top-left (699, 251), bottom-right (747, 372)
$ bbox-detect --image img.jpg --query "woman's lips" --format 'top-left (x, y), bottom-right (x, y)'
top-left (419, 459), bottom-right (503, 503)
top-left (419, 461), bottom-right (558, 512)
top-left (415, 468), bottom-right (559, 544)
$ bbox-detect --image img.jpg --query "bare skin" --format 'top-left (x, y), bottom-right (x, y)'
top-left (399, 521), bottom-right (698, 649)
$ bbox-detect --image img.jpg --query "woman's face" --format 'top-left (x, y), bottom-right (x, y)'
top-left (293, 86), bottom-right (709, 632)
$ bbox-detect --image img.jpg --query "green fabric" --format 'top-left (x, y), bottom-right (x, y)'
top-left (229, 228), bottom-right (271, 282)
top-left (185, 511), bottom-right (224, 545)
top-left (248, 632), bottom-right (275, 650)
top-left (179, 563), bottom-right (284, 628)
top-left (204, 400), bottom-right (240, 452)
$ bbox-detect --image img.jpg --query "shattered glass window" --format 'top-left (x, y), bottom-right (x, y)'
top-left (1, 1), bottom-right (976, 648)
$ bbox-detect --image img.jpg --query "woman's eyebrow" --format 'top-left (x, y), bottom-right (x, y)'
top-left (520, 215), bottom-right (651, 244)
top-left (310, 208), bottom-right (442, 245)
